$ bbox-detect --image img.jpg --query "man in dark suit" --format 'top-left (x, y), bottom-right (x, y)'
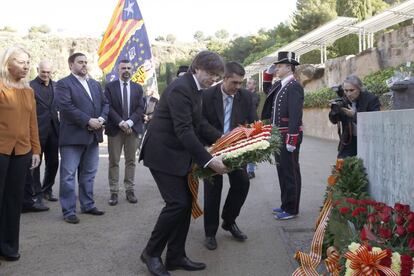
top-left (55, 52), bottom-right (108, 224)
top-left (202, 62), bottom-right (257, 250)
top-left (105, 59), bottom-right (144, 206)
top-left (22, 60), bottom-right (60, 212)
top-left (261, 51), bottom-right (304, 220)
top-left (139, 51), bottom-right (228, 276)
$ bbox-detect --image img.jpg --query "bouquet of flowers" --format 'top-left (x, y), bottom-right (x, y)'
top-left (193, 121), bottom-right (282, 179)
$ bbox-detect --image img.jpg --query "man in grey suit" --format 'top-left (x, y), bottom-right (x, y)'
top-left (55, 52), bottom-right (109, 224)
top-left (104, 59), bottom-right (144, 206)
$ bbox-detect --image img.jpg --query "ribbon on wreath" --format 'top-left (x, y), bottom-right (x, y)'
top-left (188, 170), bottom-right (203, 219)
top-left (325, 246), bottom-right (341, 276)
top-left (344, 244), bottom-right (398, 276)
top-left (292, 195), bottom-right (333, 276)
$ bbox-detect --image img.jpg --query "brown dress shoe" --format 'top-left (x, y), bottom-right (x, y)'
top-left (126, 191), bottom-right (137, 204)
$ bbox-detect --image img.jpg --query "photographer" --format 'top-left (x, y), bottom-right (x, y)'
top-left (329, 75), bottom-right (380, 158)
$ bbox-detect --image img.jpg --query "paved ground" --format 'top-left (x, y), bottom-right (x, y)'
top-left (0, 136), bottom-right (337, 276)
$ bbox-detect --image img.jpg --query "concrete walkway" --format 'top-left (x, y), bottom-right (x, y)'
top-left (0, 136), bottom-right (337, 276)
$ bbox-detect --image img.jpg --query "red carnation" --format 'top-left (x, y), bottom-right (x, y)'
top-left (407, 212), bottom-right (414, 222)
top-left (396, 215), bottom-right (405, 225)
top-left (395, 203), bottom-right (405, 212)
top-left (396, 225), bottom-right (406, 236)
top-left (400, 254), bottom-right (413, 276)
top-left (379, 227), bottom-right (392, 239)
top-left (351, 209), bottom-right (360, 217)
top-left (406, 223), bottom-right (414, 233)
top-left (408, 237), bottom-right (414, 251)
top-left (367, 214), bottom-right (376, 223)
top-left (339, 207), bottom-right (350, 214)
top-left (346, 198), bottom-right (358, 205)
top-left (379, 212), bottom-right (391, 223)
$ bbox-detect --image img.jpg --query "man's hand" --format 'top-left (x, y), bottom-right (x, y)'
top-left (119, 121), bottom-right (131, 133)
top-left (208, 156), bottom-right (228, 175)
top-left (31, 154), bottom-right (41, 169)
top-left (340, 107), bottom-right (355, 118)
top-left (143, 114), bottom-right (150, 123)
top-left (286, 144), bottom-right (296, 152)
top-left (88, 118), bottom-right (102, 130)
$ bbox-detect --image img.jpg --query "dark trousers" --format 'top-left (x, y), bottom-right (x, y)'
top-left (145, 169), bottom-right (192, 261)
top-left (0, 151), bottom-right (31, 256)
top-left (23, 129), bottom-right (59, 207)
top-left (203, 169), bottom-right (250, 237)
top-left (275, 133), bottom-right (302, 215)
top-left (338, 135), bottom-right (357, 158)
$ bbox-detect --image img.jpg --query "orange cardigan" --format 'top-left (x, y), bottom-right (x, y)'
top-left (0, 81), bottom-right (41, 155)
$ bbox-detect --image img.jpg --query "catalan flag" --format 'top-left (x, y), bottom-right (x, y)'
top-left (98, 0), bottom-right (157, 89)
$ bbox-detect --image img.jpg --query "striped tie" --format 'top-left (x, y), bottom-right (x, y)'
top-left (223, 95), bottom-right (233, 133)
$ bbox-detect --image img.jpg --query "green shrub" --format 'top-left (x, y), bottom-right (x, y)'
top-left (304, 67), bottom-right (396, 109)
top-left (304, 87), bottom-right (336, 108)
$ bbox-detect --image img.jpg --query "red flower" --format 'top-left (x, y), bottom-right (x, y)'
top-left (407, 212), bottom-right (414, 222)
top-left (408, 237), bottom-right (414, 251)
top-left (406, 223), bottom-right (414, 233)
top-left (379, 212), bottom-right (391, 223)
top-left (339, 207), bottom-right (350, 214)
top-left (346, 198), bottom-right (358, 205)
top-left (395, 215), bottom-right (405, 225)
top-left (395, 203), bottom-right (405, 212)
top-left (400, 254), bottom-right (413, 276)
top-left (396, 225), bottom-right (406, 236)
top-left (351, 209), bottom-right (360, 217)
top-left (367, 214), bottom-right (376, 223)
top-left (360, 228), bottom-right (367, 240)
top-left (378, 227), bottom-right (392, 239)
top-left (379, 248), bottom-right (392, 267)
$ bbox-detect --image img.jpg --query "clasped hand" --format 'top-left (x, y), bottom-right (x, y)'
top-left (118, 121), bottom-right (132, 135)
top-left (88, 118), bottom-right (104, 131)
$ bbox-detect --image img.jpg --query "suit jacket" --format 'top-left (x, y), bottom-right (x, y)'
top-left (202, 84), bottom-right (258, 137)
top-left (139, 73), bottom-right (221, 176)
top-left (261, 78), bottom-right (304, 135)
top-left (30, 77), bottom-right (59, 143)
top-left (104, 80), bottom-right (144, 136)
top-left (55, 74), bottom-right (108, 146)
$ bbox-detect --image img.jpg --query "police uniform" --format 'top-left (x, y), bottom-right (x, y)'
top-left (261, 51), bottom-right (304, 217)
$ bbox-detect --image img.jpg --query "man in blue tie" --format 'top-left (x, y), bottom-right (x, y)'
top-left (201, 61), bottom-right (258, 250)
top-left (55, 53), bottom-right (109, 224)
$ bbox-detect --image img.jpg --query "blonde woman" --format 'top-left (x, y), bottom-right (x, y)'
top-left (0, 46), bottom-right (41, 261)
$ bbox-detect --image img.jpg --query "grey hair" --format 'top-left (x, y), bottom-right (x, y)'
top-left (343, 75), bottom-right (365, 92)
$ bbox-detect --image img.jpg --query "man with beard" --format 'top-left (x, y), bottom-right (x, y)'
top-left (139, 51), bottom-right (228, 276)
top-left (104, 60), bottom-right (144, 206)
top-left (55, 53), bottom-right (108, 224)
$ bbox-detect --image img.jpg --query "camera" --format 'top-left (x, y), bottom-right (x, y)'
top-left (330, 85), bottom-right (350, 115)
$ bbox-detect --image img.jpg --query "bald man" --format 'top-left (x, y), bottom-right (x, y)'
top-left (22, 61), bottom-right (60, 212)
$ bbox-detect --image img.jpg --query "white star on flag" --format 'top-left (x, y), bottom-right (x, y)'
top-left (124, 1), bottom-right (135, 16)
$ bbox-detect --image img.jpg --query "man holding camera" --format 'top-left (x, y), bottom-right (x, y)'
top-left (329, 75), bottom-right (381, 158)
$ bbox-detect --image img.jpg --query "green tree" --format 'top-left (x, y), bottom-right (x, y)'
top-left (154, 36), bottom-right (165, 41)
top-left (28, 24), bottom-right (51, 34)
top-left (0, 26), bottom-right (16, 32)
top-left (193, 31), bottom-right (205, 43)
top-left (166, 34), bottom-right (176, 44)
top-left (292, 0), bottom-right (337, 36)
top-left (215, 29), bottom-right (229, 40)
top-left (336, 0), bottom-right (372, 20)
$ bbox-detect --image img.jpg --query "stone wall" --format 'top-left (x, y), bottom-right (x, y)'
top-left (303, 108), bottom-right (339, 141)
top-left (300, 24), bottom-right (414, 92)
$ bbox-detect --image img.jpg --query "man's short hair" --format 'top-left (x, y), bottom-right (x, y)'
top-left (224, 61), bottom-right (245, 78)
top-left (118, 59), bottom-right (130, 65)
top-left (68, 52), bottom-right (86, 64)
top-left (189, 51), bottom-right (224, 76)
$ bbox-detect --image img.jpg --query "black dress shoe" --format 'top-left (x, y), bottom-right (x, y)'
top-left (64, 215), bottom-right (80, 224)
top-left (108, 193), bottom-right (118, 206)
top-left (44, 192), bottom-right (58, 202)
top-left (165, 256), bottom-right (206, 271)
top-left (83, 207), bottom-right (105, 215)
top-left (126, 191), bottom-right (138, 204)
top-left (140, 250), bottom-right (170, 276)
top-left (222, 222), bottom-right (248, 241)
top-left (204, 236), bottom-right (217, 250)
top-left (21, 203), bottom-right (49, 213)
top-left (1, 253), bottom-right (20, 261)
